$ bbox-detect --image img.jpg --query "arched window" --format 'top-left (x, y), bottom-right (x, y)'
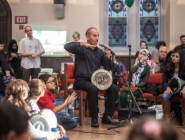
top-left (140, 0), bottom-right (159, 47)
top-left (101, 0), bottom-right (162, 55)
top-left (108, 0), bottom-right (127, 47)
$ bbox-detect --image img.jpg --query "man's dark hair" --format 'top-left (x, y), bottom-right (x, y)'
top-left (0, 103), bottom-right (29, 138)
top-left (155, 41), bottom-right (166, 50)
top-left (39, 73), bottom-right (52, 83)
top-left (180, 35), bottom-right (185, 40)
top-left (85, 27), bottom-right (97, 36)
top-left (0, 40), bottom-right (3, 45)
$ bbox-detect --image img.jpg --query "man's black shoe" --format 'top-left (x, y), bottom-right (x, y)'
top-left (91, 117), bottom-right (99, 127)
top-left (101, 114), bottom-right (118, 125)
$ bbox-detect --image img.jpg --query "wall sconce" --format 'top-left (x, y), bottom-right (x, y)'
top-left (54, 0), bottom-right (66, 19)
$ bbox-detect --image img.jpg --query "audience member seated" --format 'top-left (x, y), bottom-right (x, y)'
top-left (147, 54), bottom-right (156, 74)
top-left (0, 40), bottom-right (4, 52)
top-left (38, 74), bottom-right (78, 130)
top-left (163, 50), bottom-right (173, 67)
top-left (0, 103), bottom-right (30, 140)
top-left (103, 44), bottom-right (120, 84)
top-left (8, 39), bottom-right (22, 78)
top-left (115, 58), bottom-right (127, 73)
top-left (103, 44), bottom-right (126, 73)
top-left (27, 79), bottom-right (69, 139)
top-left (4, 79), bottom-right (64, 140)
top-left (0, 76), bottom-right (15, 101)
top-left (99, 44), bottom-right (121, 117)
top-left (135, 41), bottom-right (148, 59)
top-left (127, 117), bottom-right (178, 140)
top-left (153, 45), bottom-right (167, 73)
top-left (144, 47), bottom-right (167, 98)
top-left (174, 35), bottom-right (185, 51)
top-left (120, 49), bottom-right (150, 108)
top-left (174, 35), bottom-right (185, 66)
top-left (162, 49), bottom-right (185, 126)
top-left (151, 41), bottom-right (166, 58)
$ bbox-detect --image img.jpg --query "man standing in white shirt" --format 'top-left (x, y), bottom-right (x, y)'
top-left (18, 26), bottom-right (45, 82)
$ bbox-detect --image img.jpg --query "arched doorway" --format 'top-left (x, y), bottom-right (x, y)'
top-left (0, 0), bottom-right (12, 50)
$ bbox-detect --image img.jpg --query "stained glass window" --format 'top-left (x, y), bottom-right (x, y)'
top-left (140, 0), bottom-right (159, 47)
top-left (108, 0), bottom-right (127, 47)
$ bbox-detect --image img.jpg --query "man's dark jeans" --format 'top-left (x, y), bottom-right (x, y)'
top-left (22, 67), bottom-right (40, 83)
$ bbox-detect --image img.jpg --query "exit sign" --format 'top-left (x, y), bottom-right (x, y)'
top-left (15, 16), bottom-right (28, 24)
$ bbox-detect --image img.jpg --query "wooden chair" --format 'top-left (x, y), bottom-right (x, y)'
top-left (63, 63), bottom-right (110, 124)
top-left (63, 63), bottom-right (128, 123)
top-left (157, 90), bottom-right (181, 104)
top-left (63, 63), bottom-right (88, 126)
top-left (142, 73), bottom-right (163, 105)
top-left (119, 71), bottom-right (129, 85)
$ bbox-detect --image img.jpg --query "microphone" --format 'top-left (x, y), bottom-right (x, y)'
top-left (99, 43), bottom-right (111, 50)
top-left (99, 43), bottom-right (116, 57)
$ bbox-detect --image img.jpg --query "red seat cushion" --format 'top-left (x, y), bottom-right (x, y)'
top-left (67, 78), bottom-right (75, 84)
top-left (157, 94), bottom-right (163, 99)
top-left (59, 90), bottom-right (64, 95)
top-left (147, 73), bottom-right (163, 84)
top-left (142, 93), bottom-right (154, 98)
top-left (67, 64), bottom-right (75, 78)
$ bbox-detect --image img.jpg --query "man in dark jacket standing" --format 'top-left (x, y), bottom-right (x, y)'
top-left (174, 35), bottom-right (185, 53)
top-left (64, 27), bottom-right (118, 127)
top-left (174, 35), bottom-right (185, 65)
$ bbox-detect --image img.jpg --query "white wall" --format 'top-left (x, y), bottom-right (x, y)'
top-left (169, 0), bottom-right (185, 50)
top-left (7, 0), bottom-right (185, 52)
top-left (8, 0), bottom-right (100, 43)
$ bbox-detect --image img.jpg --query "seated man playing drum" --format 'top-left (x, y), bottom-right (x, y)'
top-left (64, 27), bottom-right (118, 127)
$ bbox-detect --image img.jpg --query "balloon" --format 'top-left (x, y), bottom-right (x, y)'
top-left (126, 0), bottom-right (135, 8)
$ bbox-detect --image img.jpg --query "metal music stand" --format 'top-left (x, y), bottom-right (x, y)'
top-left (107, 45), bottom-right (142, 130)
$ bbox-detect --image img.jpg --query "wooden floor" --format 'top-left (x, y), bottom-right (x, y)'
top-left (66, 117), bottom-right (185, 140)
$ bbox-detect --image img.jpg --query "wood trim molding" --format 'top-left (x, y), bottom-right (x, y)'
top-left (0, 0), bottom-right (12, 50)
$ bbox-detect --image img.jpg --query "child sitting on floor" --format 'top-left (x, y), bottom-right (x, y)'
top-left (38, 74), bottom-right (78, 130)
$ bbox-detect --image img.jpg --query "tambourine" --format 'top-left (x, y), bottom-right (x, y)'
top-left (170, 76), bottom-right (185, 94)
top-left (91, 68), bottom-right (112, 90)
top-left (30, 114), bottom-right (50, 131)
top-left (30, 109), bottom-right (57, 131)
